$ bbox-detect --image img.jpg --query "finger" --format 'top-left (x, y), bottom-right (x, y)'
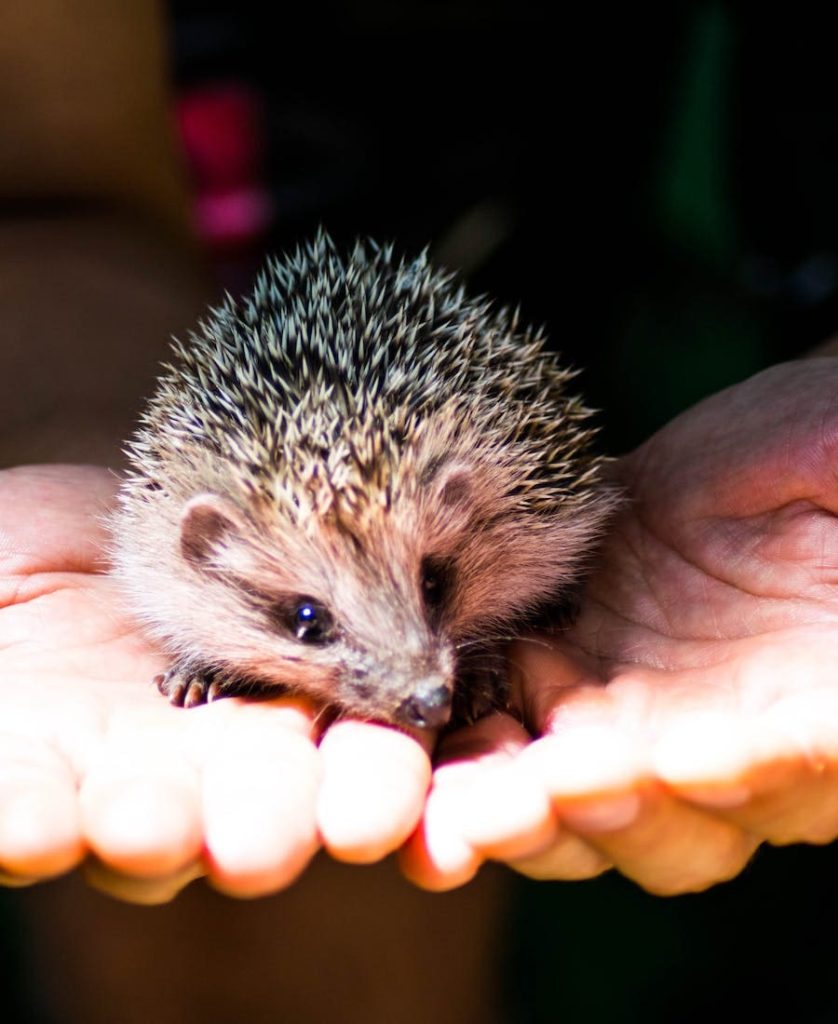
top-left (402, 713), bottom-right (609, 889)
top-left (80, 744), bottom-right (204, 878)
top-left (317, 720), bottom-right (432, 862)
top-left (508, 638), bottom-right (597, 734)
top-left (527, 728), bottom-right (759, 895)
top-left (747, 696), bottom-right (838, 843)
top-left (655, 695), bottom-right (838, 846)
top-left (566, 788), bottom-right (759, 895)
top-left (506, 835), bottom-right (612, 881)
top-left (433, 713), bottom-right (559, 861)
top-left (83, 857), bottom-right (206, 905)
top-left (442, 715), bottom-right (611, 880)
top-left (510, 642), bottom-right (761, 891)
top-left (200, 698), bottom-right (321, 897)
top-left (78, 696), bottom-right (219, 876)
top-left (0, 733), bottom-right (84, 878)
top-left (398, 791), bottom-right (483, 892)
top-left (399, 716), bottom-right (540, 891)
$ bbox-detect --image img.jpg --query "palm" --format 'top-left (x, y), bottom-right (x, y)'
top-left (578, 358), bottom-right (838, 678)
top-left (404, 360), bottom-right (838, 892)
top-left (0, 466), bottom-right (432, 901)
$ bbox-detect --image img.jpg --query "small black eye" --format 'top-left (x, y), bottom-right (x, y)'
top-left (420, 557), bottom-right (453, 613)
top-left (291, 599), bottom-right (334, 644)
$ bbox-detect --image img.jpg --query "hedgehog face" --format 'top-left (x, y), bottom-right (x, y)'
top-left (115, 437), bottom-right (609, 728)
top-left (163, 491), bottom-right (461, 728)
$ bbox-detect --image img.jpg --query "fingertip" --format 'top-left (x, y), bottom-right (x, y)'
top-left (652, 712), bottom-right (753, 807)
top-left (450, 759), bottom-right (560, 860)
top-left (205, 839), bottom-right (319, 898)
top-left (317, 721), bottom-right (431, 863)
top-left (397, 763), bottom-right (487, 891)
top-left (522, 728), bottom-right (647, 804)
top-left (0, 743), bottom-right (85, 879)
top-left (398, 821), bottom-right (482, 892)
top-left (0, 788), bottom-right (84, 879)
top-left (81, 772), bottom-right (204, 876)
top-left (202, 732), bottom-right (321, 896)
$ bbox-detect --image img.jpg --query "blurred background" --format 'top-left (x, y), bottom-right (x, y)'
top-left (164, 0), bottom-right (838, 451)
top-left (4, 0), bottom-right (838, 1020)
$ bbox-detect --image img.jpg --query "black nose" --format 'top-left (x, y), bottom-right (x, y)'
top-left (397, 680), bottom-right (452, 729)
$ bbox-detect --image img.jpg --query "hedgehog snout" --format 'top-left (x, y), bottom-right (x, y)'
top-left (395, 675), bottom-right (453, 730)
top-left (336, 632), bottom-right (456, 729)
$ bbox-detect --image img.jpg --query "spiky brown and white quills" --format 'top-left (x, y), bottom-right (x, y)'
top-left (111, 231), bottom-right (616, 731)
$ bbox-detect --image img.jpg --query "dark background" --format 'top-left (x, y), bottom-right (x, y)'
top-left (169, 0), bottom-right (838, 451)
top-left (6, 1), bottom-right (838, 1020)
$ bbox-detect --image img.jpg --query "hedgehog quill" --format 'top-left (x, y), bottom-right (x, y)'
top-left (112, 233), bottom-right (614, 730)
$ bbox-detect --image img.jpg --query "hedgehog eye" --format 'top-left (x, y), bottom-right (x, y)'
top-left (289, 598), bottom-right (334, 644)
top-left (420, 557), bottom-right (454, 615)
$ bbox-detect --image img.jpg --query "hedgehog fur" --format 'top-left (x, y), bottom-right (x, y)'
top-left (112, 231), bottom-right (614, 729)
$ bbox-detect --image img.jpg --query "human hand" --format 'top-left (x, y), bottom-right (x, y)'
top-left (0, 465), bottom-right (431, 902)
top-left (402, 359), bottom-right (838, 893)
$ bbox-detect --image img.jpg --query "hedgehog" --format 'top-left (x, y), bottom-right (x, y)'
top-left (111, 231), bottom-right (614, 731)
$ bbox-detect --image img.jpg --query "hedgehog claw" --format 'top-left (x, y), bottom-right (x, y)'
top-left (184, 678), bottom-right (207, 708)
top-left (156, 668), bottom-right (188, 706)
top-left (156, 666), bottom-right (218, 708)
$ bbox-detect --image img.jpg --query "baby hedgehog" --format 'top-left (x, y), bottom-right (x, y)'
top-left (112, 232), bottom-right (613, 730)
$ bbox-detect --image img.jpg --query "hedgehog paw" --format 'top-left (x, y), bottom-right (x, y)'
top-left (154, 665), bottom-right (224, 708)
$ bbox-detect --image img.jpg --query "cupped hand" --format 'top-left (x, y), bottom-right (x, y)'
top-left (0, 465), bottom-right (430, 902)
top-left (403, 359), bottom-right (838, 893)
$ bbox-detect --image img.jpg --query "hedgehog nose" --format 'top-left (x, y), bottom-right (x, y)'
top-left (398, 679), bottom-right (452, 730)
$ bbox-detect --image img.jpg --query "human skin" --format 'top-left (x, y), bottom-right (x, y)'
top-left (8, 360), bottom-right (838, 902)
top-left (0, 464), bottom-right (435, 901)
top-left (0, 470), bottom-right (501, 1024)
top-left (402, 358), bottom-right (838, 893)
top-left (0, 0), bottom-right (441, 907)
top-left (0, 6), bottom-right (510, 1020)
top-left (6, 0), bottom-right (838, 910)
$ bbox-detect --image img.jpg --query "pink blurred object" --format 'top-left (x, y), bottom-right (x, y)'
top-left (175, 82), bottom-right (273, 251)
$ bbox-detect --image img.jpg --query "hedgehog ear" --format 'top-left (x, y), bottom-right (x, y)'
top-left (435, 465), bottom-right (475, 509)
top-left (179, 494), bottom-right (244, 569)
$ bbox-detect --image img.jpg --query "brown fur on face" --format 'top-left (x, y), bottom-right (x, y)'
top-left (112, 414), bottom-right (612, 727)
